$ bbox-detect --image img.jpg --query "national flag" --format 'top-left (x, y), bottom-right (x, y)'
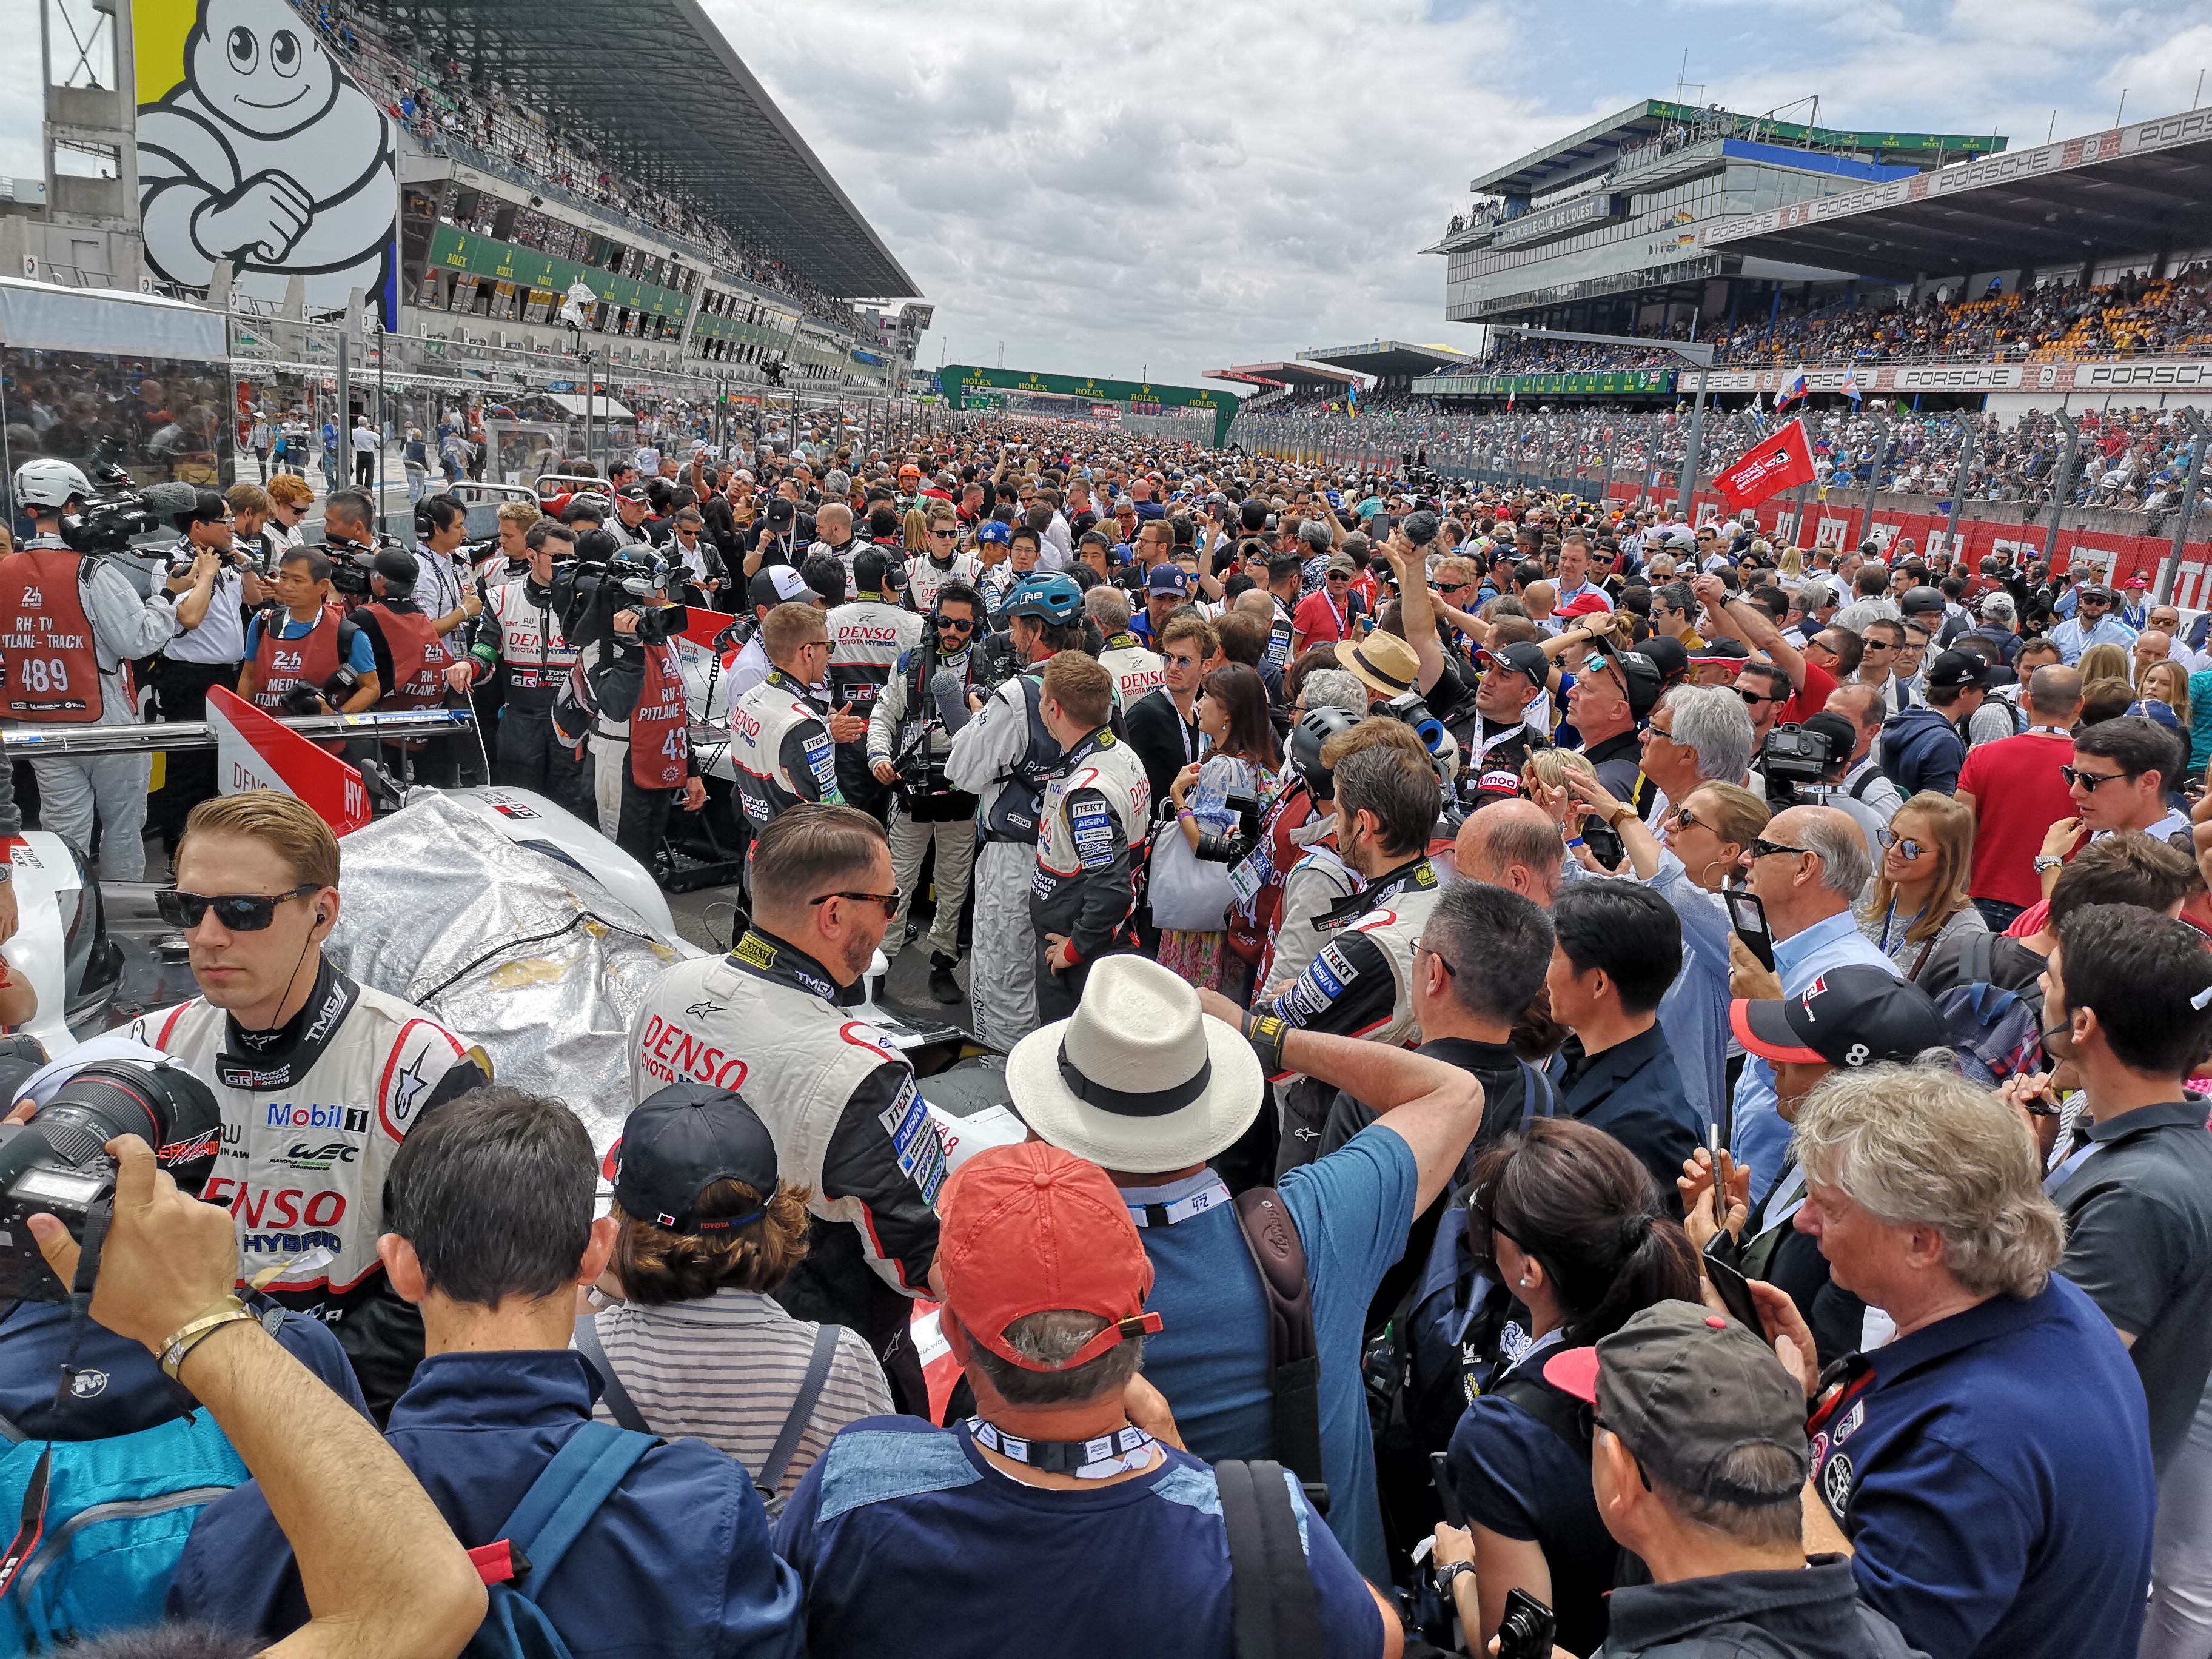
top-left (1713, 418), bottom-right (1818, 514)
top-left (1842, 366), bottom-right (1864, 406)
top-left (1775, 366), bottom-right (1810, 409)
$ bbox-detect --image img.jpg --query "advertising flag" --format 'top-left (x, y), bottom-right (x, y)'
top-left (1714, 419), bottom-right (1818, 514)
top-left (1842, 365), bottom-right (1865, 405)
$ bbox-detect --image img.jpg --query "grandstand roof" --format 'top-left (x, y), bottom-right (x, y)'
top-left (1470, 99), bottom-right (2003, 203)
top-left (1207, 360), bottom-right (1363, 391)
top-left (353, 0), bottom-right (916, 298)
top-left (1301, 341), bottom-right (1470, 379)
top-left (1703, 111), bottom-right (2212, 282)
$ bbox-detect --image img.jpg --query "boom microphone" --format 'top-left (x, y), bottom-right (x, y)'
top-left (930, 669), bottom-right (972, 736)
top-left (137, 482), bottom-right (204, 515)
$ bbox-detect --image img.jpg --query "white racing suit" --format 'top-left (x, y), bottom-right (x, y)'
top-left (1247, 856), bottom-right (1446, 1175)
top-left (943, 662), bottom-right (1061, 1050)
top-left (627, 930), bottom-right (942, 1410)
top-left (130, 961), bottom-right (488, 1415)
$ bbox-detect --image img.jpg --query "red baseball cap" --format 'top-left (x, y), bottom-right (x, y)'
top-left (1558, 592), bottom-right (1612, 620)
top-left (936, 1142), bottom-right (1162, 1371)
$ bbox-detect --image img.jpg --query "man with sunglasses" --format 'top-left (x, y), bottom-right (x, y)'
top-left (2045, 717), bottom-right (2193, 876)
top-left (2049, 582), bottom-right (2139, 666)
top-left (628, 805), bottom-right (940, 1415)
top-left (453, 522), bottom-right (588, 816)
top-left (130, 791), bottom-right (488, 1415)
top-left (905, 508), bottom-right (980, 614)
top-left (870, 583), bottom-right (985, 1004)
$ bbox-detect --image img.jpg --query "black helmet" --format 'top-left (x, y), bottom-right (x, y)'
top-left (1289, 705), bottom-right (1362, 802)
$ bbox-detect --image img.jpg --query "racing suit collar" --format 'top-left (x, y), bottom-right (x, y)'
top-left (763, 667), bottom-right (829, 709)
top-left (1316, 855), bottom-right (1432, 930)
top-left (219, 958), bottom-right (361, 1088)
top-left (725, 927), bottom-right (845, 1002)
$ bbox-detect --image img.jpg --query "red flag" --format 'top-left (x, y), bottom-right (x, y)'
top-left (1714, 418), bottom-right (1817, 513)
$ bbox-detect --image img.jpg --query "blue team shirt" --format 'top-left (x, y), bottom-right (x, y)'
top-left (241, 611), bottom-right (378, 678)
top-left (1813, 1274), bottom-right (2155, 1659)
top-left (1118, 1122), bottom-right (1416, 1582)
top-left (773, 1417), bottom-right (1383, 1659)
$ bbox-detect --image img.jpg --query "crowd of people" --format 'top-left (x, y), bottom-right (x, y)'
top-left (1, 413), bottom-right (2209, 1659)
top-left (1236, 400), bottom-right (2212, 523)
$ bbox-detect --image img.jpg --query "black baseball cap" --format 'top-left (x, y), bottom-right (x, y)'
top-left (372, 547), bottom-right (419, 589)
top-left (614, 483), bottom-right (651, 503)
top-left (1731, 965), bottom-right (1946, 1068)
top-left (611, 1083), bottom-right (781, 1233)
top-left (1544, 1299), bottom-right (1809, 1504)
top-left (1583, 638), bottom-right (1664, 717)
top-left (1478, 640), bottom-right (1550, 685)
top-left (1924, 649), bottom-right (1992, 691)
top-left (1641, 635), bottom-right (1691, 686)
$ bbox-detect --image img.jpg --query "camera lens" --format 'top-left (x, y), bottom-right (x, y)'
top-left (21, 1062), bottom-right (224, 1193)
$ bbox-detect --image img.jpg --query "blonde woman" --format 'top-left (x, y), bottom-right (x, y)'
top-left (1777, 546), bottom-right (1806, 581)
top-left (2140, 657), bottom-right (2190, 730)
top-left (2077, 641), bottom-right (2130, 687)
top-left (901, 505), bottom-right (930, 552)
top-left (1857, 791), bottom-right (1985, 980)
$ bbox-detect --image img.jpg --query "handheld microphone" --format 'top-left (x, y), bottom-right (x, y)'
top-left (930, 669), bottom-right (972, 736)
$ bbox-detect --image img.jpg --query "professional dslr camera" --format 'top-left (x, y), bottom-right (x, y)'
top-left (326, 540), bottom-right (387, 599)
top-left (0, 1047), bottom-right (223, 1302)
top-left (1758, 721), bottom-right (1838, 810)
top-left (1191, 782), bottom-right (1261, 865)
top-left (279, 663), bottom-right (364, 718)
top-left (550, 532), bottom-right (687, 648)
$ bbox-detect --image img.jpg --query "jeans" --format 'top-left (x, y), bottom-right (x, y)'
top-left (2141, 1373), bottom-right (2212, 1659)
top-left (1974, 896), bottom-right (2028, 934)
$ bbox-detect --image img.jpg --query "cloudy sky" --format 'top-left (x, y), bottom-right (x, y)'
top-left (4, 0), bottom-right (2206, 389)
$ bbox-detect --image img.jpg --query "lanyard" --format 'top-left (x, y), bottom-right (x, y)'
top-left (2043, 1136), bottom-right (2103, 1193)
top-left (968, 1418), bottom-right (1156, 1480)
top-left (1761, 1162), bottom-right (1809, 1232)
top-left (1126, 1175), bottom-right (1228, 1228)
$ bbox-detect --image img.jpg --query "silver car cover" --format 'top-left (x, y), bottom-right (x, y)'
top-left (321, 793), bottom-right (686, 1162)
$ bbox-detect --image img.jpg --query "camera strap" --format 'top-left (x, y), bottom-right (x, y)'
top-left (0, 1196), bottom-right (112, 1598)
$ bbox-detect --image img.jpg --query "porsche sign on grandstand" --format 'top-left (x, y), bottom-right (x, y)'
top-left (133, 0), bottom-right (401, 323)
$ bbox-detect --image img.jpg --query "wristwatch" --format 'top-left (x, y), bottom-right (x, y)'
top-left (1435, 1560), bottom-right (1476, 1595)
top-left (2033, 854), bottom-right (2065, 873)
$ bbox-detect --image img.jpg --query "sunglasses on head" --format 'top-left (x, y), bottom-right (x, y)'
top-left (155, 884), bottom-right (321, 931)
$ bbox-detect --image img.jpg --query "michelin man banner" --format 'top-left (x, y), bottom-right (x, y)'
top-left (135, 0), bottom-right (399, 323)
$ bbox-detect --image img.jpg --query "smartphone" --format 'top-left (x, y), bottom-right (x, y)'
top-left (1703, 1237), bottom-right (1766, 1335)
top-left (1722, 887), bottom-right (1776, 971)
top-left (1429, 1451), bottom-right (1464, 1527)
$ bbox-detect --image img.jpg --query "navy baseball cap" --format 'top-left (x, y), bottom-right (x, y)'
top-left (1478, 641), bottom-right (1550, 685)
top-left (611, 1083), bottom-right (781, 1233)
top-left (1147, 564), bottom-right (1191, 597)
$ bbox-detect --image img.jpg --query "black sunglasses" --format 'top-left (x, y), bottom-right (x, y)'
top-left (1748, 837), bottom-right (1811, 861)
top-left (809, 890), bottom-right (901, 917)
top-left (936, 615), bottom-right (974, 631)
top-left (156, 884), bottom-right (321, 931)
top-left (2060, 765), bottom-right (2127, 792)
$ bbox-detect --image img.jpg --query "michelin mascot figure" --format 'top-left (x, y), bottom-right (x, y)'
top-left (136, 0), bottom-right (397, 312)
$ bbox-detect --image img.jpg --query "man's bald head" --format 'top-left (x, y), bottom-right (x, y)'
top-left (816, 501), bottom-right (852, 537)
top-left (1454, 799), bottom-right (1566, 905)
top-left (1233, 587), bottom-right (1277, 619)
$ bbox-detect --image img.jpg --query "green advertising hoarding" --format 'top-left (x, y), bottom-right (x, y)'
top-left (943, 364), bottom-right (1236, 444)
top-left (1416, 369), bottom-right (1675, 397)
top-left (427, 225), bottom-right (689, 322)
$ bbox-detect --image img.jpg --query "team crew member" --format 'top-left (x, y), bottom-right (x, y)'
top-left (237, 548), bottom-right (381, 743)
top-left (589, 571), bottom-right (708, 868)
top-left (2, 458), bottom-right (211, 880)
top-left (458, 521), bottom-right (588, 814)
top-left (1031, 652), bottom-right (1152, 1022)
top-left (129, 791), bottom-right (488, 1416)
top-left (732, 602), bottom-right (845, 832)
top-left (626, 807), bottom-right (941, 1412)
top-left (945, 574), bottom-right (1085, 1050)
top-left (1248, 743), bottom-right (1448, 1170)
top-left (1089, 586), bottom-right (1166, 710)
top-left (153, 488), bottom-right (269, 851)
top-left (478, 499), bottom-right (540, 586)
top-left (869, 581), bottom-right (985, 1004)
top-left (825, 547), bottom-right (923, 821)
top-left (903, 506), bottom-right (980, 612)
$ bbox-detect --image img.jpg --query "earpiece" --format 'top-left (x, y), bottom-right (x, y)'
top-left (315, 910), bottom-right (329, 927)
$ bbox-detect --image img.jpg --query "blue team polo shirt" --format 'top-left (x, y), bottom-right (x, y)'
top-left (1811, 1273), bottom-right (2155, 1659)
top-left (1119, 1123), bottom-right (1417, 1583)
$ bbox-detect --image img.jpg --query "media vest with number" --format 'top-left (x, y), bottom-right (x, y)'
top-left (488, 580), bottom-right (578, 708)
top-left (250, 611), bottom-right (346, 712)
top-left (629, 638), bottom-right (689, 790)
top-left (363, 601), bottom-right (451, 711)
top-left (731, 669), bottom-right (839, 826)
top-left (0, 546), bottom-right (104, 721)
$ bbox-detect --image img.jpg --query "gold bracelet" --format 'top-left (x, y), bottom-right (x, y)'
top-left (158, 1295), bottom-right (253, 1380)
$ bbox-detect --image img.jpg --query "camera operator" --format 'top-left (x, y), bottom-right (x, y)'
top-left (235, 547), bottom-right (380, 743)
top-left (1032, 653), bottom-right (1152, 1022)
top-left (455, 520), bottom-right (588, 815)
top-left (127, 791), bottom-right (488, 1416)
top-left (2, 459), bottom-right (210, 882)
top-left (868, 581), bottom-right (984, 1004)
top-left (589, 565), bottom-right (708, 870)
top-left (352, 547), bottom-right (470, 785)
top-left (152, 489), bottom-right (269, 854)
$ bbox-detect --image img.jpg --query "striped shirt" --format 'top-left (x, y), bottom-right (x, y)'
top-left (583, 1288), bottom-right (893, 1501)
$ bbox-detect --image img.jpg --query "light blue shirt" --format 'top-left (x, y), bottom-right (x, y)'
top-left (1731, 907), bottom-right (1902, 1176)
top-left (2047, 614), bottom-right (2138, 665)
top-left (1644, 853), bottom-right (1734, 1133)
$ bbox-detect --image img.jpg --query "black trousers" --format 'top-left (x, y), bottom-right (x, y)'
top-left (353, 451), bottom-right (375, 488)
top-left (151, 656), bottom-right (241, 849)
top-left (615, 770), bottom-right (680, 872)
top-left (495, 705), bottom-right (591, 821)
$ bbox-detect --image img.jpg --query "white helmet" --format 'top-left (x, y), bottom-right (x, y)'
top-left (13, 458), bottom-right (92, 512)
